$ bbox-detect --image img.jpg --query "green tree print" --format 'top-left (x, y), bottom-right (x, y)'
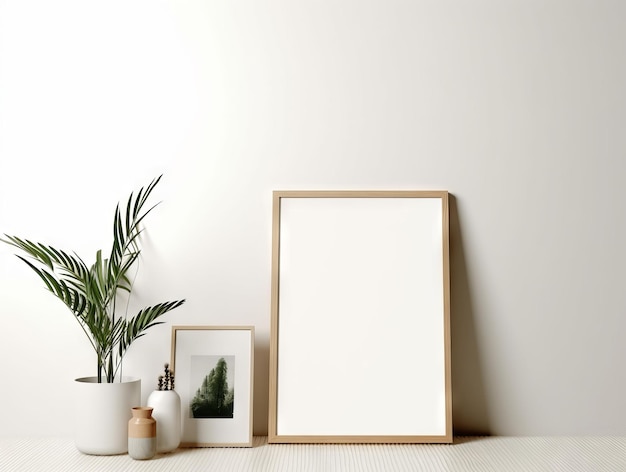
top-left (191, 357), bottom-right (234, 418)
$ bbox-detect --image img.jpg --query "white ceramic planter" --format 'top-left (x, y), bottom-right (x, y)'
top-left (146, 390), bottom-right (182, 453)
top-left (74, 376), bottom-right (141, 455)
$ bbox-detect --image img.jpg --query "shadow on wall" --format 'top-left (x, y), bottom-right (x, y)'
top-left (449, 194), bottom-right (491, 435)
top-left (253, 341), bottom-right (270, 436)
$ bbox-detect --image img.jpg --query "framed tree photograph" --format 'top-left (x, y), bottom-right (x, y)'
top-left (171, 326), bottom-right (254, 447)
top-left (268, 191), bottom-right (452, 444)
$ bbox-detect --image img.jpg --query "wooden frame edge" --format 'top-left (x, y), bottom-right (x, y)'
top-left (268, 190), bottom-right (453, 444)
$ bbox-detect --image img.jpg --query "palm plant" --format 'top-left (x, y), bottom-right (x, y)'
top-left (1, 175), bottom-right (185, 383)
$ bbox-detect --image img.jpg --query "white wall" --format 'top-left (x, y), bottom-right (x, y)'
top-left (1, 0), bottom-right (625, 437)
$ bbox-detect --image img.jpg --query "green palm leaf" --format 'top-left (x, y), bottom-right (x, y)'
top-left (1, 175), bottom-right (185, 383)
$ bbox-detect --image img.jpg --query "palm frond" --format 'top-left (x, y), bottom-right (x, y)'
top-left (1, 175), bottom-right (185, 383)
top-left (119, 300), bottom-right (186, 354)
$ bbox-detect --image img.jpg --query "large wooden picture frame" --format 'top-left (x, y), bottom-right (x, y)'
top-left (172, 326), bottom-right (254, 447)
top-left (268, 191), bottom-right (451, 443)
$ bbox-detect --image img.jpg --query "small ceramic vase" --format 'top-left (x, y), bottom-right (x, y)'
top-left (147, 390), bottom-right (182, 453)
top-left (128, 407), bottom-right (157, 460)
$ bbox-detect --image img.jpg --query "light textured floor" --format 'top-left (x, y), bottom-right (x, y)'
top-left (1, 436), bottom-right (625, 471)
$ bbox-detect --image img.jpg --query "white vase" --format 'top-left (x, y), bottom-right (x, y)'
top-left (146, 390), bottom-right (182, 453)
top-left (74, 376), bottom-right (141, 455)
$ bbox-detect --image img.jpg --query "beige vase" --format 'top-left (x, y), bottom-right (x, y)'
top-left (128, 407), bottom-right (157, 460)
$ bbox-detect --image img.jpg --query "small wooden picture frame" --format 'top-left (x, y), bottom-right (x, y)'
top-left (172, 326), bottom-right (254, 447)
